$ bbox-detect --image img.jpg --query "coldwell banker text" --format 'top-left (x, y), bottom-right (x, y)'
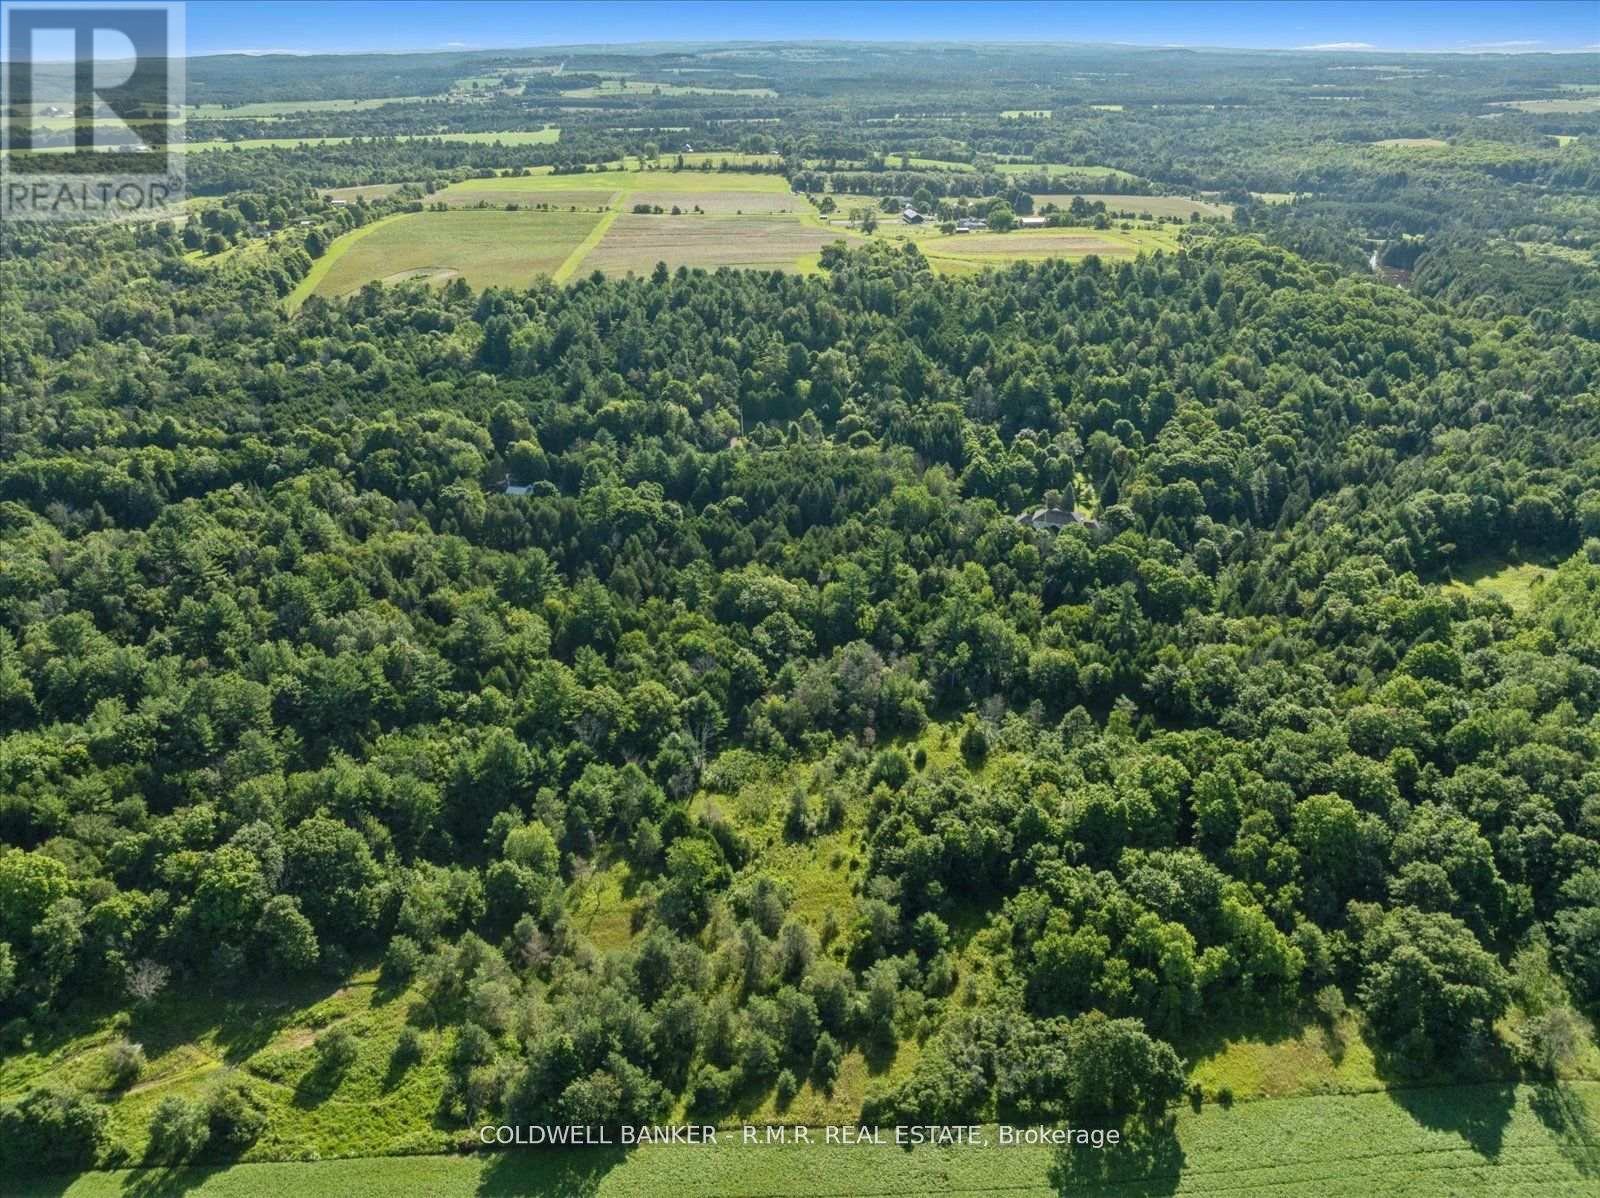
top-left (478, 1124), bottom-right (1123, 1148)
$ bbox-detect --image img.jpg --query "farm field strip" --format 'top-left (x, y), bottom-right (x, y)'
top-left (914, 224), bottom-right (1182, 269)
top-left (1033, 193), bottom-right (1234, 218)
top-left (553, 208), bottom-right (622, 282)
top-left (20, 1083), bottom-right (1600, 1197)
top-left (571, 213), bottom-right (855, 276)
top-left (993, 161), bottom-right (1139, 181)
top-left (284, 212), bottom-right (413, 311)
top-left (440, 168), bottom-right (790, 197)
top-left (307, 208), bottom-right (604, 297)
top-left (290, 171), bottom-right (1196, 299)
top-left (186, 128), bottom-right (560, 151)
top-left (6, 128), bottom-right (561, 154)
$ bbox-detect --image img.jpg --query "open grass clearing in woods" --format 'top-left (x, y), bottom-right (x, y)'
top-left (1445, 558), bottom-right (1557, 615)
top-left (1371, 137), bottom-right (1450, 148)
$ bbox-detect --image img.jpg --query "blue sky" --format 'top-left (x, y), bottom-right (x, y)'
top-left (180, 1), bottom-right (1599, 57)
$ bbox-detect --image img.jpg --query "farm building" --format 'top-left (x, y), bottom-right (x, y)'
top-left (901, 207), bottom-right (925, 224)
top-left (503, 483), bottom-right (534, 497)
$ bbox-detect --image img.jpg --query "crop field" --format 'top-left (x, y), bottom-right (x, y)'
top-left (1034, 193), bottom-right (1233, 218)
top-left (575, 214), bottom-right (853, 276)
top-left (439, 168), bottom-right (790, 199)
top-left (305, 209), bottom-right (602, 297)
top-left (322, 182), bottom-right (412, 202)
top-left (187, 97), bottom-right (432, 118)
top-left (629, 188), bottom-right (808, 213)
top-left (20, 1083), bottom-right (1600, 1197)
top-left (994, 161), bottom-right (1140, 182)
top-left (1372, 137), bottom-right (1450, 148)
top-left (885, 154), bottom-right (977, 172)
top-left (435, 185), bottom-right (621, 209)
top-left (560, 79), bottom-right (778, 99)
top-left (1493, 96), bottom-right (1600, 114)
top-left (914, 224), bottom-right (1183, 272)
top-left (183, 128), bottom-right (559, 152)
top-left (433, 168), bottom-right (800, 215)
top-left (273, 172), bottom-right (850, 303)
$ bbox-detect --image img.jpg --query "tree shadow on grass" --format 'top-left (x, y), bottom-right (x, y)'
top-left (1386, 1080), bottom-right (1517, 1161)
top-left (1531, 1081), bottom-right (1600, 1179)
top-left (290, 1057), bottom-right (350, 1108)
top-left (1046, 1115), bottom-right (1184, 1197)
top-left (476, 1145), bottom-right (631, 1198)
top-left (118, 1166), bottom-right (230, 1198)
top-left (1166, 994), bottom-right (1315, 1073)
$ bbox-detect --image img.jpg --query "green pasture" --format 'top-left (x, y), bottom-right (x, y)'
top-left (303, 209), bottom-right (603, 298)
top-left (1034, 194), bottom-right (1233, 219)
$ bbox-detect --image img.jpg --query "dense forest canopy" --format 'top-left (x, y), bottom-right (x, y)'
top-left (0, 36), bottom-right (1598, 1182)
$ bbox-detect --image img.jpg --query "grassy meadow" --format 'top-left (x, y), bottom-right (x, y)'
top-left (576, 214), bottom-right (853, 277)
top-left (912, 224), bottom-right (1185, 273)
top-left (1445, 558), bottom-right (1558, 615)
top-left (306, 209), bottom-right (604, 298)
top-left (993, 162), bottom-right (1140, 182)
top-left (1034, 194), bottom-right (1233, 219)
top-left (185, 129), bottom-right (560, 153)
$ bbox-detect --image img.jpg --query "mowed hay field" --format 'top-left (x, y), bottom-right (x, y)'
top-left (434, 167), bottom-right (802, 214)
top-left (183, 128), bottom-right (560, 152)
top-left (1371, 137), bottom-right (1450, 148)
top-left (915, 224), bottom-right (1182, 272)
top-left (21, 1083), bottom-right (1600, 1197)
top-left (1036, 193), bottom-right (1233, 219)
top-left (578, 213), bottom-right (851, 275)
top-left (285, 171), bottom-right (1195, 302)
top-left (310, 209), bottom-right (602, 296)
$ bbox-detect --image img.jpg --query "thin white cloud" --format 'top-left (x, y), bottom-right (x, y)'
top-left (444, 41), bottom-right (474, 48)
top-left (1297, 42), bottom-right (1377, 51)
top-left (1462, 39), bottom-right (1544, 50)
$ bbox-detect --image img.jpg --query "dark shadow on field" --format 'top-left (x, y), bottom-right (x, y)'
top-left (113, 968), bottom-right (376, 1071)
top-left (1532, 1081), bottom-right (1600, 1178)
top-left (1387, 1080), bottom-right (1516, 1160)
top-left (5, 1171), bottom-right (75, 1198)
top-left (860, 1029), bottom-right (899, 1077)
top-left (290, 1053), bottom-right (350, 1107)
top-left (1046, 1116), bottom-right (1183, 1196)
top-left (476, 1145), bottom-right (631, 1197)
top-left (119, 1165), bottom-right (228, 1198)
top-left (1167, 994), bottom-right (1313, 1071)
